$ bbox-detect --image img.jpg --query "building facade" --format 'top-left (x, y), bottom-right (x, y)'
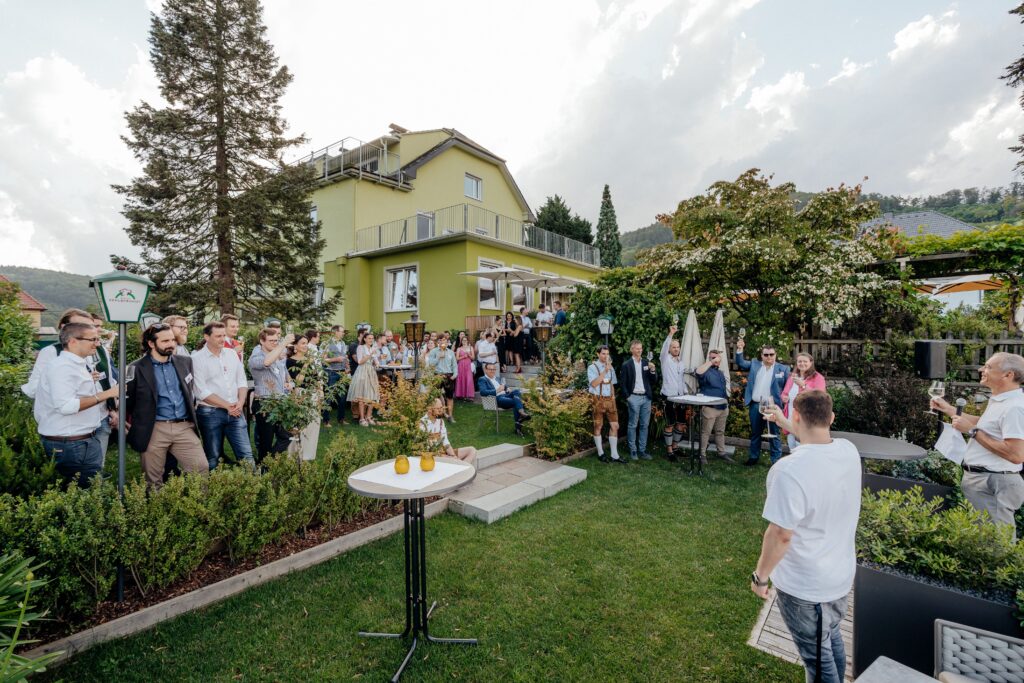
top-left (307, 126), bottom-right (601, 331)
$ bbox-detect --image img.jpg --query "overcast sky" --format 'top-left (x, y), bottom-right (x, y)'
top-left (2, 0), bottom-right (1022, 274)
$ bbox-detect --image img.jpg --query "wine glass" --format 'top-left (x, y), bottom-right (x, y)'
top-left (125, 364), bottom-right (136, 384)
top-left (927, 380), bottom-right (945, 416)
top-left (760, 396), bottom-right (777, 439)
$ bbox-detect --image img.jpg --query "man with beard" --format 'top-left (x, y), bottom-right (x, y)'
top-left (126, 323), bottom-right (208, 488)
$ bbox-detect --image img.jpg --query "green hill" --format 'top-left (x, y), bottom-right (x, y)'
top-left (620, 222), bottom-right (673, 265)
top-left (0, 266), bottom-right (95, 327)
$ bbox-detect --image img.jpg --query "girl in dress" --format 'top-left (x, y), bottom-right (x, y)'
top-left (503, 311), bottom-right (522, 373)
top-left (347, 331), bottom-right (381, 426)
top-left (455, 335), bottom-right (476, 400)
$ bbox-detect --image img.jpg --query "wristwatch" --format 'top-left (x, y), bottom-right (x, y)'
top-left (967, 427), bottom-right (979, 439)
top-left (751, 571), bottom-right (770, 587)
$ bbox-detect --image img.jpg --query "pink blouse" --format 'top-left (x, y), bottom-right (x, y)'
top-left (781, 372), bottom-right (827, 418)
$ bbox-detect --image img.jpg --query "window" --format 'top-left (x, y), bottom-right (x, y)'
top-left (386, 266), bottom-right (418, 311)
top-left (309, 206), bottom-right (319, 243)
top-left (464, 173), bottom-right (482, 201)
top-left (510, 265), bottom-right (534, 311)
top-left (478, 260), bottom-right (501, 310)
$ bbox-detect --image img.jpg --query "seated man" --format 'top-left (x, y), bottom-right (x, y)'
top-left (477, 362), bottom-right (531, 435)
top-left (420, 398), bottom-right (477, 464)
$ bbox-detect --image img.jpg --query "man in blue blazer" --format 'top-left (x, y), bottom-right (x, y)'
top-left (735, 339), bottom-right (790, 465)
top-left (477, 362), bottom-right (531, 435)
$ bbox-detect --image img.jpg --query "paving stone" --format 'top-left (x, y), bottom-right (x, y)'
top-left (487, 472), bottom-right (525, 487)
top-left (458, 482), bottom-right (545, 524)
top-left (475, 443), bottom-right (525, 470)
top-left (447, 478), bottom-right (504, 503)
top-left (500, 457), bottom-right (558, 478)
top-left (521, 465), bottom-right (587, 497)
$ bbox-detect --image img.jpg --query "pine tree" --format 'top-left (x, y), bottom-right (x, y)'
top-left (1004, 3), bottom-right (1024, 170)
top-left (535, 195), bottom-right (593, 245)
top-left (594, 184), bottom-right (622, 268)
top-left (114, 0), bottom-right (335, 321)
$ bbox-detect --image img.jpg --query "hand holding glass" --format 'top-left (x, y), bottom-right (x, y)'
top-left (927, 380), bottom-right (945, 416)
top-left (759, 397), bottom-right (777, 439)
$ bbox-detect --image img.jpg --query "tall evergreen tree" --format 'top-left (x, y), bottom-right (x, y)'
top-left (535, 195), bottom-right (593, 245)
top-left (115, 0), bottom-right (335, 321)
top-left (594, 184), bottom-right (622, 268)
top-left (1004, 3), bottom-right (1024, 170)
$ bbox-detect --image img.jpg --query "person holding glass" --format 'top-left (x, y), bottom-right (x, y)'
top-left (780, 353), bottom-right (827, 451)
top-left (735, 339), bottom-right (790, 466)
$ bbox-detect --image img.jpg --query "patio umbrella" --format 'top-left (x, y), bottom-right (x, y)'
top-left (457, 266), bottom-right (538, 283)
top-left (680, 309), bottom-right (704, 394)
top-left (706, 309), bottom-right (731, 394)
top-left (517, 275), bottom-right (588, 289)
top-left (931, 274), bottom-right (1004, 296)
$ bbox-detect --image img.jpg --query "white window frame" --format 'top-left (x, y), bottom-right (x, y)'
top-left (464, 173), bottom-right (483, 201)
top-left (384, 262), bottom-right (419, 314)
top-left (477, 258), bottom-right (503, 313)
top-left (511, 264), bottom-right (535, 312)
top-left (539, 271), bottom-right (558, 308)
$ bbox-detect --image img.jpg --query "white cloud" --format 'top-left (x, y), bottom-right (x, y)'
top-left (827, 57), bottom-right (873, 86)
top-left (0, 191), bottom-right (67, 270)
top-left (746, 71), bottom-right (808, 130)
top-left (888, 10), bottom-right (959, 62)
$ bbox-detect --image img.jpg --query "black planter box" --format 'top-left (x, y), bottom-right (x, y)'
top-left (853, 563), bottom-right (1022, 676)
top-left (861, 472), bottom-right (955, 508)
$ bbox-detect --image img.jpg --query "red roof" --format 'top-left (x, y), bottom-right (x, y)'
top-left (0, 274), bottom-right (46, 311)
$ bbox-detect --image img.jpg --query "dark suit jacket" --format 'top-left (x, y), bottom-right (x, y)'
top-left (734, 353), bottom-right (790, 407)
top-left (477, 375), bottom-right (501, 397)
top-left (125, 354), bottom-right (199, 453)
top-left (619, 357), bottom-right (657, 400)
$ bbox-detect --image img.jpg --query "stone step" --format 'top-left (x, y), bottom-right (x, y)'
top-left (475, 443), bottom-right (528, 470)
top-left (449, 458), bottom-right (587, 524)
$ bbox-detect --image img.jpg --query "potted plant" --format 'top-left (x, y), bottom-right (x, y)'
top-left (861, 451), bottom-right (959, 507)
top-left (259, 354), bottom-right (346, 461)
top-left (853, 487), bottom-right (1024, 676)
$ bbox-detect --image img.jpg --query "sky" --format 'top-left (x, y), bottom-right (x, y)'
top-left (1, 0), bottom-right (1023, 274)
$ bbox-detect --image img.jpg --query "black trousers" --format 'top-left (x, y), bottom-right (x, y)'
top-left (252, 398), bottom-right (292, 462)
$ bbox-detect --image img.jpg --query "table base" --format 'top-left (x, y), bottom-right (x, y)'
top-left (358, 497), bottom-right (477, 682)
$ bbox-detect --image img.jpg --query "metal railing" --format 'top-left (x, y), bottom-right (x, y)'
top-left (353, 204), bottom-right (601, 266)
top-left (295, 136), bottom-right (406, 186)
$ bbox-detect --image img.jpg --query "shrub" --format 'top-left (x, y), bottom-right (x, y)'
top-left (858, 488), bottom-right (1024, 596)
top-left (0, 280), bottom-right (35, 394)
top-left (201, 465), bottom-right (289, 564)
top-left (0, 393), bottom-right (58, 498)
top-left (0, 553), bottom-right (61, 680)
top-left (120, 475), bottom-right (212, 597)
top-left (830, 369), bottom-right (936, 448)
top-left (522, 380), bottom-right (591, 460)
top-left (377, 373), bottom-right (440, 457)
top-left (315, 433), bottom-right (387, 526)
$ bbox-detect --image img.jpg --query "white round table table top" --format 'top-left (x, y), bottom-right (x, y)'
top-left (666, 394), bottom-right (729, 406)
top-left (347, 456), bottom-right (476, 500)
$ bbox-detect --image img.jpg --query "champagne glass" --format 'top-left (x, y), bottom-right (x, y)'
top-left (646, 351), bottom-right (655, 372)
top-left (927, 380), bottom-right (945, 416)
top-left (738, 327), bottom-right (746, 340)
top-left (125, 364), bottom-right (136, 384)
top-left (672, 312), bottom-right (679, 326)
top-left (760, 396), bottom-right (777, 439)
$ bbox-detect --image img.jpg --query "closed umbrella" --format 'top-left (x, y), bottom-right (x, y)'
top-left (680, 309), bottom-right (704, 394)
top-left (706, 309), bottom-right (731, 394)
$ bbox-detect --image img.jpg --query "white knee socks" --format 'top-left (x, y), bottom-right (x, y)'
top-left (609, 436), bottom-right (620, 460)
top-left (594, 435), bottom-right (604, 456)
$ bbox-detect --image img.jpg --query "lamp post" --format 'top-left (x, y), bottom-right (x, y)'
top-left (403, 313), bottom-right (427, 381)
top-left (533, 324), bottom-right (552, 370)
top-left (91, 265), bottom-right (153, 602)
top-left (597, 315), bottom-right (614, 348)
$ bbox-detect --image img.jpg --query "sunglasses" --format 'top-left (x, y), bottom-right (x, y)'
top-left (762, 352), bottom-right (776, 357)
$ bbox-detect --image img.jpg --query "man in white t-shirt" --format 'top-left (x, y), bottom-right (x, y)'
top-left (931, 352), bottom-right (1024, 538)
top-left (752, 390), bottom-right (861, 683)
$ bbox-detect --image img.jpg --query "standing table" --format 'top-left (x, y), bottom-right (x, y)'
top-left (667, 394), bottom-right (729, 475)
top-left (348, 456), bottom-right (478, 682)
top-left (832, 431), bottom-right (927, 463)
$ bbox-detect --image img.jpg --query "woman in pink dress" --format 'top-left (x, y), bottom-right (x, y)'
top-left (780, 352), bottom-right (827, 450)
top-left (455, 335), bottom-right (476, 400)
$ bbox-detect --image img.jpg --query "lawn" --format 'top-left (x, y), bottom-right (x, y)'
top-left (54, 455), bottom-right (801, 682)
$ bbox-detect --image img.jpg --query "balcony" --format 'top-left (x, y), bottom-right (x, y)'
top-left (296, 136), bottom-right (411, 189)
top-left (352, 204), bottom-right (601, 267)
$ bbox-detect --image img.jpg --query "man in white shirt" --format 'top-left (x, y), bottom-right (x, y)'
top-left (932, 352), bottom-right (1024, 538)
top-left (660, 325), bottom-right (689, 460)
top-left (535, 303), bottom-right (554, 327)
top-left (22, 308), bottom-right (96, 399)
top-left (35, 322), bottom-right (120, 488)
top-left (753, 390), bottom-right (861, 683)
top-left (587, 346), bottom-right (622, 462)
top-left (191, 321), bottom-right (254, 470)
top-left (420, 398), bottom-right (477, 463)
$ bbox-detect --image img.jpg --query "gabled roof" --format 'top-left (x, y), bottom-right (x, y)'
top-left (400, 128), bottom-right (536, 222)
top-left (859, 211), bottom-right (978, 239)
top-left (0, 274), bottom-right (46, 311)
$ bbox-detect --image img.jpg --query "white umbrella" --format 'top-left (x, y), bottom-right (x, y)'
top-left (457, 266), bottom-right (537, 283)
top-left (706, 309), bottom-right (730, 393)
top-left (517, 275), bottom-right (587, 289)
top-left (680, 309), bottom-right (704, 394)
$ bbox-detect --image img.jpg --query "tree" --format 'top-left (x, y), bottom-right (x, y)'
top-left (535, 195), bottom-right (593, 245)
top-left (644, 169), bottom-right (888, 347)
top-left (1004, 2), bottom-right (1024, 170)
top-left (594, 184), bottom-right (622, 268)
top-left (115, 0), bottom-right (336, 322)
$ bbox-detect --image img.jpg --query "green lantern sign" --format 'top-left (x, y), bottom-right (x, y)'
top-left (91, 269), bottom-right (154, 323)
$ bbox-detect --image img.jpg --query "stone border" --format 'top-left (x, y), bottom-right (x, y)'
top-left (27, 499), bottom-right (450, 666)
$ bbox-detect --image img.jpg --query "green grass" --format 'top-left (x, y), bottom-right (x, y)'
top-left (52, 457), bottom-right (800, 682)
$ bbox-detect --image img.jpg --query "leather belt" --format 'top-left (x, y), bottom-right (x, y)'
top-left (156, 418), bottom-right (190, 423)
top-left (632, 392), bottom-right (647, 396)
top-left (41, 431), bottom-right (95, 442)
top-left (962, 463), bottom-right (1017, 475)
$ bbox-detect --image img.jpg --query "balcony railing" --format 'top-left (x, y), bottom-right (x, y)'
top-left (353, 204), bottom-right (601, 267)
top-left (296, 136), bottom-right (409, 187)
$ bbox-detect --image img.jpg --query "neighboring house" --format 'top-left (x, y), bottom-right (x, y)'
top-left (858, 210), bottom-right (978, 239)
top-left (306, 125), bottom-right (601, 331)
top-left (0, 274), bottom-right (46, 330)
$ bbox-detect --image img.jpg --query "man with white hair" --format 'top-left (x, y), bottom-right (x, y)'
top-left (932, 352), bottom-right (1024, 539)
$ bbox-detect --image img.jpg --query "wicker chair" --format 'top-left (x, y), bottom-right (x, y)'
top-left (934, 619), bottom-right (1024, 683)
top-left (478, 394), bottom-right (513, 433)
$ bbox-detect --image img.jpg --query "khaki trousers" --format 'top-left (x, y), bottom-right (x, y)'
top-left (961, 470), bottom-right (1024, 541)
top-left (699, 405), bottom-right (729, 456)
top-left (141, 421), bottom-right (209, 488)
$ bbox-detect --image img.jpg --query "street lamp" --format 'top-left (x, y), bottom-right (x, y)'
top-left (597, 315), bottom-right (614, 347)
top-left (403, 312), bottom-right (427, 380)
top-left (90, 265), bottom-right (153, 602)
top-left (533, 324), bottom-right (552, 370)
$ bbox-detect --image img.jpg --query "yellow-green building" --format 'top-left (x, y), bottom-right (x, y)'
top-left (308, 125), bottom-right (602, 332)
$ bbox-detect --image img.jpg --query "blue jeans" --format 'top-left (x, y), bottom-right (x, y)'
top-left (41, 433), bottom-right (104, 488)
top-left (748, 402), bottom-right (783, 463)
top-left (496, 390), bottom-right (525, 420)
top-left (96, 415), bottom-right (112, 466)
top-left (196, 406), bottom-right (254, 470)
top-left (776, 589), bottom-right (848, 683)
top-left (626, 394), bottom-right (652, 456)
top-left (324, 370), bottom-right (346, 422)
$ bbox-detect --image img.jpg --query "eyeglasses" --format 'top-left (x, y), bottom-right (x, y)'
top-left (76, 336), bottom-right (101, 343)
top-left (172, 324), bottom-right (187, 330)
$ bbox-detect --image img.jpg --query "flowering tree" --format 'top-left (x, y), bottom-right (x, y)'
top-left (643, 169), bottom-right (889, 346)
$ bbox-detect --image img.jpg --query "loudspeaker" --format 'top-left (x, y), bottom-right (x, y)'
top-left (914, 341), bottom-right (946, 380)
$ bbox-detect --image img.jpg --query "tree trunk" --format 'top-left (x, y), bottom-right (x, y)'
top-left (213, 0), bottom-right (235, 315)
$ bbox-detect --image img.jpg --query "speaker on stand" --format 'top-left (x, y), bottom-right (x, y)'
top-left (915, 341), bottom-right (948, 435)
